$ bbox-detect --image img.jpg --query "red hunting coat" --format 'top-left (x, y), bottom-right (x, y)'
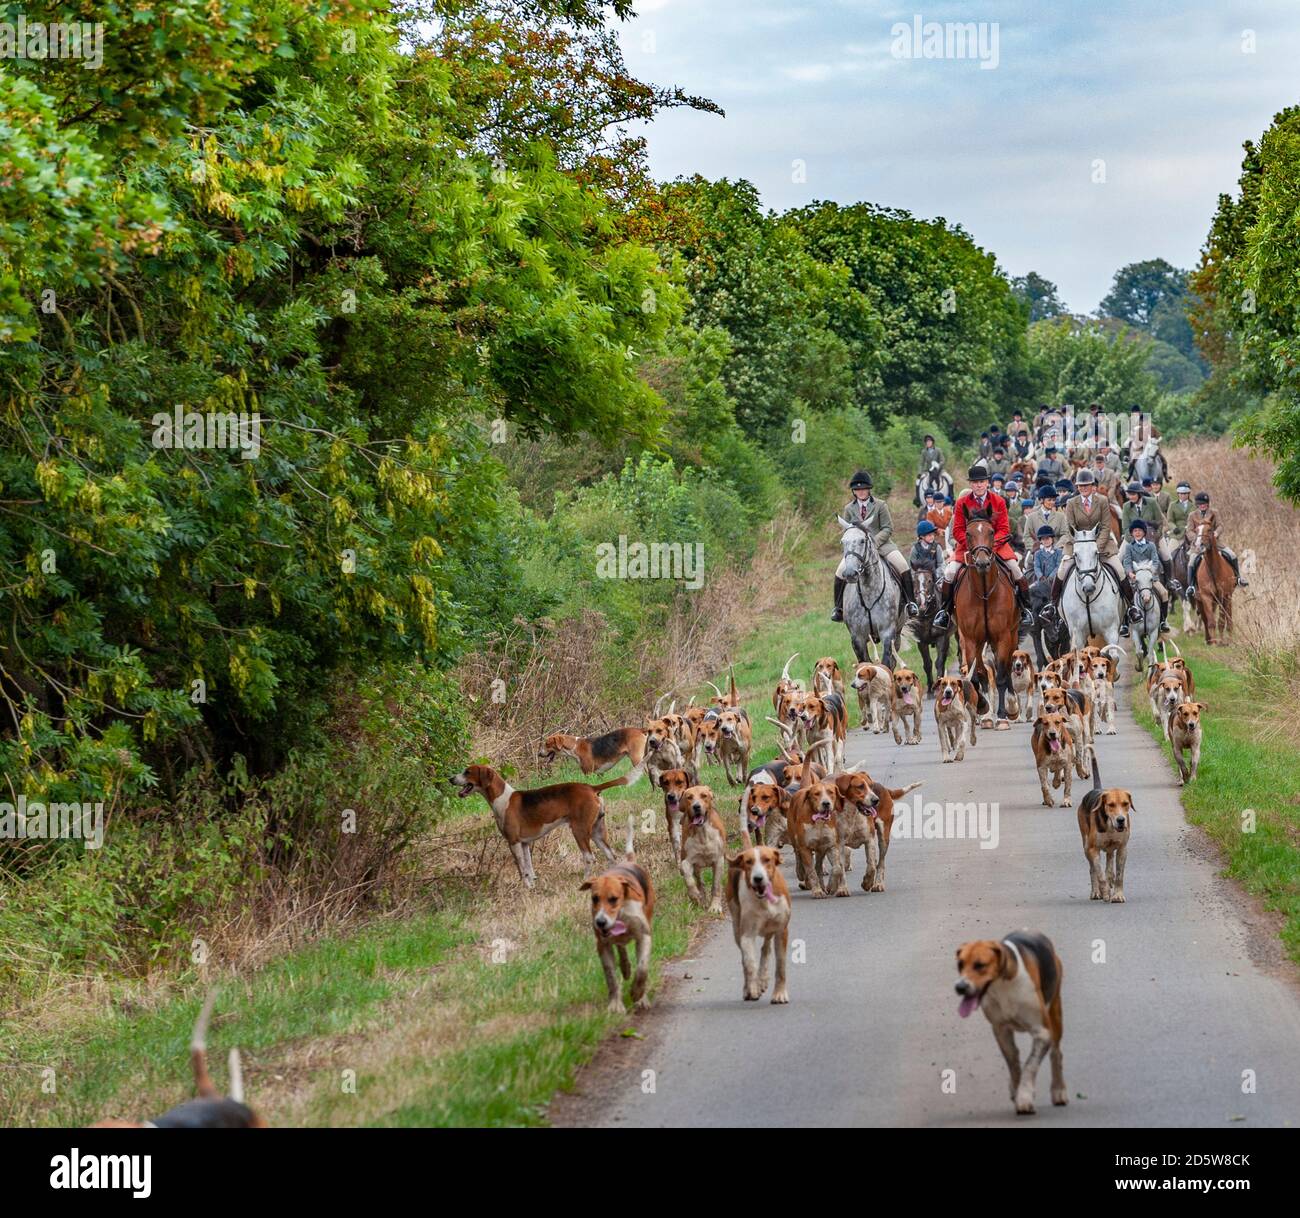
top-left (952, 490), bottom-right (1015, 563)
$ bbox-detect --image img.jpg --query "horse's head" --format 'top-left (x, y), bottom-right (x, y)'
top-left (1190, 520), bottom-right (1214, 558)
top-left (1143, 437), bottom-right (1159, 460)
top-left (837, 516), bottom-right (875, 578)
top-left (1131, 560), bottom-right (1157, 605)
top-left (966, 515), bottom-right (995, 572)
top-left (915, 567), bottom-right (936, 607)
top-left (1071, 527), bottom-right (1100, 592)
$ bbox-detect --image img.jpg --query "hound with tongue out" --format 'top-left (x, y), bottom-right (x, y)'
top-left (954, 932), bottom-right (1068, 1115)
top-left (726, 845), bottom-right (792, 1003)
top-left (581, 812), bottom-right (656, 1015)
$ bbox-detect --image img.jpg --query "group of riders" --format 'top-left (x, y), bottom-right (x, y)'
top-left (830, 411), bottom-right (1247, 640)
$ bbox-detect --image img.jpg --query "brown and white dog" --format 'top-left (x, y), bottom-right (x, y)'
top-left (581, 814), bottom-right (655, 1013)
top-left (453, 763), bottom-right (638, 887)
top-left (679, 784), bottom-right (728, 912)
top-left (1150, 670), bottom-right (1192, 738)
top-left (91, 992), bottom-right (267, 1128)
top-left (658, 768), bottom-right (691, 854)
top-left (833, 770), bottom-right (921, 893)
top-left (934, 674), bottom-right (979, 763)
top-left (727, 845), bottom-right (791, 1004)
top-left (1082, 647), bottom-right (1119, 736)
top-left (955, 931), bottom-right (1067, 1115)
top-left (539, 728), bottom-right (647, 775)
top-left (890, 667), bottom-right (923, 744)
top-left (707, 667), bottom-right (742, 708)
top-left (643, 711), bottom-right (688, 787)
top-left (1040, 683), bottom-right (1092, 780)
top-left (696, 705), bottom-right (752, 787)
top-left (787, 758), bottom-right (848, 898)
top-left (1167, 700), bottom-right (1207, 785)
top-left (813, 656), bottom-right (846, 699)
top-left (1008, 650), bottom-right (1036, 723)
top-left (1031, 711), bottom-right (1075, 807)
top-left (772, 653), bottom-right (804, 723)
top-left (795, 690), bottom-right (847, 771)
top-left (850, 661), bottom-right (893, 733)
top-left (743, 778), bottom-right (791, 848)
top-left (1076, 766), bottom-right (1133, 902)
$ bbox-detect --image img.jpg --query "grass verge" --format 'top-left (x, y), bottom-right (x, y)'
top-left (1133, 637), bottom-right (1300, 965)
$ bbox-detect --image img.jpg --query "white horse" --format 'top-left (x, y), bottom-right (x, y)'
top-left (838, 518), bottom-right (906, 669)
top-left (1062, 528), bottom-right (1123, 653)
top-left (1130, 437), bottom-right (1166, 486)
top-left (914, 462), bottom-right (954, 507)
top-left (1129, 560), bottom-right (1162, 669)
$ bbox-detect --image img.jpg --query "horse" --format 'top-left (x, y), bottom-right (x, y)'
top-left (1129, 437), bottom-right (1168, 486)
top-left (1129, 560), bottom-right (1162, 669)
top-left (1169, 538), bottom-right (1196, 635)
top-left (1027, 580), bottom-right (1070, 667)
top-left (953, 516), bottom-right (1019, 728)
top-left (837, 517), bottom-right (906, 669)
top-left (914, 462), bottom-right (954, 508)
top-left (908, 567), bottom-right (955, 697)
top-left (1061, 527), bottom-right (1123, 654)
top-left (1189, 521), bottom-right (1235, 645)
top-left (1009, 457), bottom-right (1037, 486)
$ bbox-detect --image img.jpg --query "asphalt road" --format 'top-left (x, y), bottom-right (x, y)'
top-left (561, 675), bottom-right (1300, 1128)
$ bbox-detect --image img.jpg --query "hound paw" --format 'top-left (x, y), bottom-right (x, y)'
top-left (1110, 891), bottom-right (1126, 903)
top-left (834, 886), bottom-right (851, 898)
top-left (1061, 797), bottom-right (1072, 807)
top-left (606, 999), bottom-right (625, 1014)
top-left (633, 996), bottom-right (652, 1012)
top-left (1015, 1094), bottom-right (1037, 1116)
top-left (1052, 1087), bottom-right (1069, 1107)
top-left (810, 890), bottom-right (829, 900)
top-left (870, 879), bottom-right (886, 893)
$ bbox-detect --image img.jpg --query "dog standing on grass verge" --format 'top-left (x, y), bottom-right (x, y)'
top-left (538, 728), bottom-right (646, 775)
top-left (727, 845), bottom-right (791, 1004)
top-left (955, 931), bottom-right (1067, 1116)
top-left (91, 992), bottom-right (267, 1127)
top-left (1167, 700), bottom-right (1207, 785)
top-left (581, 814), bottom-right (655, 1013)
top-left (452, 763), bottom-right (641, 888)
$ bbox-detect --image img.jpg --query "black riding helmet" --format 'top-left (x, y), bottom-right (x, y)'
top-left (849, 470), bottom-right (873, 490)
top-left (1195, 491), bottom-right (1210, 504)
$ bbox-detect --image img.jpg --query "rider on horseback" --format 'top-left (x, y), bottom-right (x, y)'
top-left (918, 435), bottom-right (945, 475)
top-left (831, 470), bottom-right (920, 622)
top-left (1123, 520), bottom-right (1169, 634)
top-left (1045, 467), bottom-right (1135, 635)
top-left (931, 463), bottom-right (1035, 630)
top-left (1186, 491), bottom-right (1249, 594)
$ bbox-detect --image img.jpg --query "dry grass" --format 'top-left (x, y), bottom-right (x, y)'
top-left (1166, 436), bottom-right (1300, 744)
top-left (458, 506), bottom-right (808, 775)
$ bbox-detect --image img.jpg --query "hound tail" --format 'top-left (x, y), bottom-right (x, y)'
top-left (228, 1048), bottom-right (245, 1104)
top-left (889, 780), bottom-right (923, 799)
top-left (1090, 750), bottom-right (1101, 790)
top-left (625, 810), bottom-right (636, 861)
top-left (595, 763), bottom-right (644, 791)
top-left (191, 990), bottom-right (220, 1099)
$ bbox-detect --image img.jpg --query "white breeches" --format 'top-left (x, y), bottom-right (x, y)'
top-left (943, 557), bottom-right (1022, 583)
top-left (836, 550), bottom-right (910, 580)
top-left (1059, 554), bottom-right (1125, 584)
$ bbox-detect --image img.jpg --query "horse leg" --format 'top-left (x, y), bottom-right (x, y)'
top-left (995, 652), bottom-right (1012, 730)
top-left (919, 639), bottom-right (935, 698)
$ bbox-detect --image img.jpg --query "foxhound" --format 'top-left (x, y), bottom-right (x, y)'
top-left (1031, 712), bottom-right (1074, 808)
top-left (890, 667), bottom-right (923, 744)
top-left (679, 785), bottom-right (728, 913)
top-left (727, 845), bottom-right (791, 1004)
top-left (539, 728), bottom-right (647, 775)
top-left (1077, 781), bottom-right (1133, 902)
top-left (581, 814), bottom-right (654, 1013)
top-left (1167, 700), bottom-right (1206, 785)
top-left (453, 763), bottom-right (638, 887)
top-left (850, 661), bottom-right (893, 733)
top-left (955, 931), bottom-right (1068, 1115)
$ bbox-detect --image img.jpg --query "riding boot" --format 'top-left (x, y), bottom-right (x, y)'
top-left (1226, 551), bottom-right (1249, 586)
top-left (830, 577), bottom-right (846, 622)
top-left (1158, 595), bottom-right (1170, 634)
top-left (931, 578), bottom-right (956, 629)
top-left (1015, 576), bottom-right (1034, 627)
top-left (1187, 554), bottom-right (1199, 598)
top-left (1042, 574), bottom-right (1063, 621)
top-left (1162, 556), bottom-right (1178, 595)
top-left (1118, 580), bottom-right (1133, 636)
top-left (899, 569), bottom-right (920, 618)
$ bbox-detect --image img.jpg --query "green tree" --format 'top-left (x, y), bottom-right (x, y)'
top-left (1011, 272), bottom-right (1067, 322)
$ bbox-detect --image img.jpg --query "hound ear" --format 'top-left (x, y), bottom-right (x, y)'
top-left (579, 880), bottom-right (593, 892)
top-left (997, 943), bottom-right (1017, 979)
top-left (726, 854), bottom-right (743, 869)
top-left (1195, 701), bottom-right (1208, 712)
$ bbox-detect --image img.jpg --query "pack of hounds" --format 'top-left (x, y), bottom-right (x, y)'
top-left (453, 643), bottom-right (1205, 1118)
top-left (100, 649), bottom-right (1205, 1125)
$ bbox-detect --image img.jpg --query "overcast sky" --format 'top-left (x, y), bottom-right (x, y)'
top-left (617, 0), bottom-right (1300, 313)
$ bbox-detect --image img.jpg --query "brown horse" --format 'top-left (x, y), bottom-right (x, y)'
top-left (954, 516), bottom-right (1018, 728)
top-left (1190, 521), bottom-right (1235, 644)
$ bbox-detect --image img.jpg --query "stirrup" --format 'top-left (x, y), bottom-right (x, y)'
top-left (905, 601), bottom-right (920, 618)
top-left (1126, 604), bottom-right (1143, 622)
top-left (830, 607), bottom-right (844, 622)
top-left (932, 609), bottom-right (950, 629)
top-left (1119, 622), bottom-right (1130, 636)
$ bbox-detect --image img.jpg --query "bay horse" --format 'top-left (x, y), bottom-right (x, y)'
top-left (954, 515), bottom-right (1018, 728)
top-left (1189, 520), bottom-right (1235, 644)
